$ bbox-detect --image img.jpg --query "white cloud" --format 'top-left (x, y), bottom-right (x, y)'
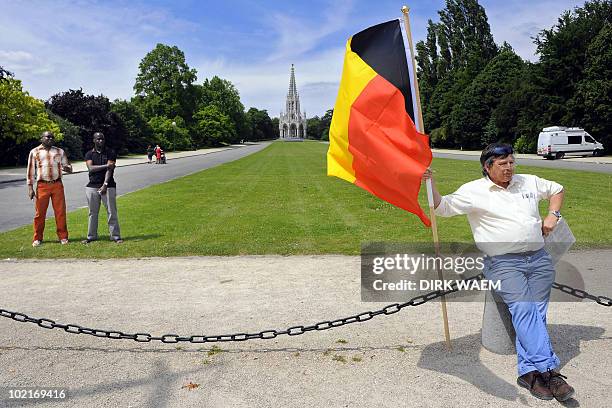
top-left (0, 1), bottom-right (195, 100)
top-left (0, 50), bottom-right (34, 63)
top-left (266, 0), bottom-right (354, 61)
top-left (194, 46), bottom-right (345, 117)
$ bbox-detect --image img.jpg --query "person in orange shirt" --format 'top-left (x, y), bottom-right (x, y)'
top-left (26, 130), bottom-right (73, 247)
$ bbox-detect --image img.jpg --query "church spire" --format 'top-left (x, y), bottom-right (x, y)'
top-left (285, 64), bottom-right (300, 115)
top-left (279, 64), bottom-right (307, 139)
top-left (288, 64), bottom-right (297, 98)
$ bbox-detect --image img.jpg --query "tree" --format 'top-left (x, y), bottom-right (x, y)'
top-left (320, 109), bottom-right (334, 141)
top-left (246, 108), bottom-right (274, 141)
top-left (193, 105), bottom-right (234, 146)
top-left (534, 0), bottom-right (611, 115)
top-left (449, 46), bottom-right (524, 148)
top-left (148, 115), bottom-right (191, 151)
top-left (46, 89), bottom-right (126, 154)
top-left (436, 23), bottom-right (452, 79)
top-left (0, 66), bottom-right (13, 81)
top-left (419, 0), bottom-right (499, 138)
top-left (438, 0), bottom-right (497, 72)
top-left (0, 74), bottom-right (61, 165)
top-left (416, 20), bottom-right (440, 105)
top-left (483, 62), bottom-right (553, 153)
top-left (111, 99), bottom-right (153, 153)
top-left (198, 76), bottom-right (248, 144)
top-left (271, 117), bottom-right (280, 139)
top-left (306, 116), bottom-right (322, 140)
top-left (568, 22), bottom-right (612, 150)
top-left (47, 111), bottom-right (83, 160)
top-left (516, 0), bottom-right (612, 152)
top-left (134, 44), bottom-right (198, 124)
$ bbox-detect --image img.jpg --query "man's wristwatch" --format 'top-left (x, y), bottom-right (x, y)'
top-left (549, 210), bottom-right (562, 219)
top-left (103, 182), bottom-right (108, 186)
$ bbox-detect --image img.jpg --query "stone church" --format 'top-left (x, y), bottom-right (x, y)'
top-left (279, 64), bottom-right (307, 139)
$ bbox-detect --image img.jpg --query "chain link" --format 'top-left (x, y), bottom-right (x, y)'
top-left (0, 276), bottom-right (608, 344)
top-left (552, 282), bottom-right (612, 306)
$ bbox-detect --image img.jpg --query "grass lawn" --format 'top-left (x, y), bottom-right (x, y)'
top-left (0, 141), bottom-right (610, 258)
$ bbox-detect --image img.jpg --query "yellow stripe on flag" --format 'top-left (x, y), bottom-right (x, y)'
top-left (327, 39), bottom-right (377, 183)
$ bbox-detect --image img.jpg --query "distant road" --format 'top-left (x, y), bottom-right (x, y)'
top-left (0, 143), bottom-right (270, 233)
top-left (319, 141), bottom-right (611, 174)
top-left (433, 151), bottom-right (612, 174)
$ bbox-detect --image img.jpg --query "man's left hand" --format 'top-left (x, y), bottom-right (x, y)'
top-left (542, 214), bottom-right (559, 236)
top-left (62, 164), bottom-right (73, 174)
top-left (98, 185), bottom-right (108, 195)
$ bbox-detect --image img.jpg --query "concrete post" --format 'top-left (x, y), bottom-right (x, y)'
top-left (481, 289), bottom-right (516, 354)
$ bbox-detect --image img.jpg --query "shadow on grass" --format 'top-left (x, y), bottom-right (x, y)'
top-left (120, 234), bottom-right (163, 242)
top-left (67, 234), bottom-right (163, 243)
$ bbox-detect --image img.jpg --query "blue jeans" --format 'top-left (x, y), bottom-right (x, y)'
top-left (483, 247), bottom-right (560, 376)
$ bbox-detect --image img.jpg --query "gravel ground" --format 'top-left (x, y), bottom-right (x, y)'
top-left (0, 251), bottom-right (610, 407)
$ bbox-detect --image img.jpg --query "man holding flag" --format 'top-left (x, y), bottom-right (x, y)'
top-left (327, 10), bottom-right (574, 403)
top-left (424, 144), bottom-right (574, 402)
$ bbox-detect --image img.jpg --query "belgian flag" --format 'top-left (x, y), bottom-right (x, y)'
top-left (327, 19), bottom-right (432, 226)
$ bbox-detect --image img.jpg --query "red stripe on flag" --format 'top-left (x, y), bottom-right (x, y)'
top-left (347, 74), bottom-right (432, 226)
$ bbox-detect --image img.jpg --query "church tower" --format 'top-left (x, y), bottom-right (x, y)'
top-left (279, 64), bottom-right (307, 139)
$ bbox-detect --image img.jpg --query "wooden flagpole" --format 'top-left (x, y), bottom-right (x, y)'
top-left (401, 5), bottom-right (452, 350)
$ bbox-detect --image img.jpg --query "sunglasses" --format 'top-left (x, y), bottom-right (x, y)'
top-left (491, 145), bottom-right (513, 155)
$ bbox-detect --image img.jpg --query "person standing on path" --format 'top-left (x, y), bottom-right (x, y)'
top-left (26, 130), bottom-right (73, 247)
top-left (146, 144), bottom-right (154, 164)
top-left (423, 143), bottom-right (574, 402)
top-left (155, 144), bottom-right (161, 164)
top-left (82, 132), bottom-right (123, 244)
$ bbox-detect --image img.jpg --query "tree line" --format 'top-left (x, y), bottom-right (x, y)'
top-left (0, 44), bottom-right (278, 166)
top-left (294, 1), bottom-right (610, 153)
top-left (414, 0), bottom-right (610, 153)
top-left (2, 1), bottom-right (609, 165)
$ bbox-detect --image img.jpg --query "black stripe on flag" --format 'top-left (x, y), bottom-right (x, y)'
top-left (350, 19), bottom-right (415, 122)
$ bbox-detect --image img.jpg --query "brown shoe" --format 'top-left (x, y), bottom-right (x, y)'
top-left (517, 371), bottom-right (554, 400)
top-left (544, 370), bottom-right (575, 402)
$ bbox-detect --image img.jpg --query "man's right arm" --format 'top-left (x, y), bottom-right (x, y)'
top-left (86, 160), bottom-right (114, 173)
top-left (422, 168), bottom-right (473, 217)
top-left (26, 151), bottom-right (35, 200)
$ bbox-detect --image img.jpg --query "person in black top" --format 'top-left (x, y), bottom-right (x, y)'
top-left (146, 145), bottom-right (154, 163)
top-left (82, 132), bottom-right (123, 244)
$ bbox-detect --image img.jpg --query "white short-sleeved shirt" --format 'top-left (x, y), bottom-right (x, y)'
top-left (435, 174), bottom-right (563, 256)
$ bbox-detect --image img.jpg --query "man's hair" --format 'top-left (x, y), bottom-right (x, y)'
top-left (480, 143), bottom-right (513, 177)
top-left (93, 132), bottom-right (104, 138)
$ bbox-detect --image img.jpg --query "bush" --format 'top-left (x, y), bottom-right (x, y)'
top-left (429, 126), bottom-right (449, 147)
top-left (513, 134), bottom-right (536, 154)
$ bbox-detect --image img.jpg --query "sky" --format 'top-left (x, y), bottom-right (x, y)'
top-left (0, 0), bottom-right (586, 117)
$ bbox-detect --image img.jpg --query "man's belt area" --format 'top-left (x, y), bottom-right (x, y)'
top-left (38, 179), bottom-right (62, 184)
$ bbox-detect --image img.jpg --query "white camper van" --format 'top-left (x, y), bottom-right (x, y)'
top-left (537, 126), bottom-right (604, 159)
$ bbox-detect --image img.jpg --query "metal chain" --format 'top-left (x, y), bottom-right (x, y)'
top-left (552, 282), bottom-right (612, 306)
top-left (0, 276), bottom-right (608, 344)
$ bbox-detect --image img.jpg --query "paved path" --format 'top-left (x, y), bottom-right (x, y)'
top-left (0, 143), bottom-right (270, 233)
top-left (0, 145), bottom-right (251, 184)
top-left (0, 251), bottom-right (610, 407)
